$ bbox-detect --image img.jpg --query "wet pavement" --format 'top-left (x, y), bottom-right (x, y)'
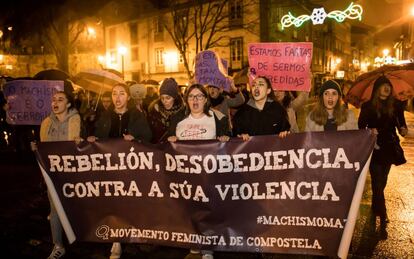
top-left (348, 112), bottom-right (414, 259)
top-left (1, 113), bottom-right (414, 259)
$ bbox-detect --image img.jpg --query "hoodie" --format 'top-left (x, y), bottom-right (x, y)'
top-left (40, 108), bottom-right (81, 142)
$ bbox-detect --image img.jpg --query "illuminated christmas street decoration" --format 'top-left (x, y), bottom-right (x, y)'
top-left (281, 2), bottom-right (363, 30)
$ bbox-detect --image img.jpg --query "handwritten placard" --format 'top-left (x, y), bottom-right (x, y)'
top-left (248, 42), bottom-right (313, 91)
top-left (3, 80), bottom-right (64, 125)
top-left (194, 50), bottom-right (232, 92)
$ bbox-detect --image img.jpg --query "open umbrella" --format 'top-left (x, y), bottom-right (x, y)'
top-left (140, 79), bottom-right (159, 86)
top-left (345, 64), bottom-right (414, 107)
top-left (34, 69), bottom-right (70, 81)
top-left (72, 69), bottom-right (124, 94)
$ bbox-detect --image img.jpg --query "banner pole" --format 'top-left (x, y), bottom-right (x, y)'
top-left (37, 160), bottom-right (77, 244)
top-left (337, 153), bottom-right (373, 258)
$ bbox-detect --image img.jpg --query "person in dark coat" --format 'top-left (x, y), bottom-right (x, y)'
top-left (358, 75), bottom-right (408, 229)
top-left (87, 83), bottom-right (151, 258)
top-left (87, 83), bottom-right (152, 142)
top-left (147, 78), bottom-right (185, 143)
top-left (233, 76), bottom-right (290, 139)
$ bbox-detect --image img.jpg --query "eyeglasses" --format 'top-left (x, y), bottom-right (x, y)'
top-left (187, 94), bottom-right (205, 101)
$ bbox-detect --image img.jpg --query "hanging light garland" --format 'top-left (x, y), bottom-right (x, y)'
top-left (281, 2), bottom-right (363, 30)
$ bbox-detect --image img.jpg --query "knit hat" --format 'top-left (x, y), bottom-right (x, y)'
top-left (319, 80), bottom-right (342, 96)
top-left (160, 78), bottom-right (179, 99)
top-left (129, 83), bottom-right (147, 99)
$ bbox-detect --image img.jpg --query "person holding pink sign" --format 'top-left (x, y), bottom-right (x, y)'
top-left (273, 90), bottom-right (308, 133)
top-left (233, 76), bottom-right (290, 140)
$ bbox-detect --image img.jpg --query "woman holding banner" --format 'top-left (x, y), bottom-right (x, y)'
top-left (358, 76), bottom-right (407, 228)
top-left (38, 89), bottom-right (81, 259)
top-left (87, 83), bottom-right (151, 259)
top-left (167, 83), bottom-right (230, 142)
top-left (233, 76), bottom-right (290, 140)
top-left (167, 83), bottom-right (229, 259)
top-left (305, 80), bottom-right (357, 132)
top-left (148, 78), bottom-right (185, 143)
top-left (87, 83), bottom-right (152, 142)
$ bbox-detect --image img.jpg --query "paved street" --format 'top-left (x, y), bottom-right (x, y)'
top-left (1, 113), bottom-right (414, 259)
top-left (348, 112), bottom-right (414, 259)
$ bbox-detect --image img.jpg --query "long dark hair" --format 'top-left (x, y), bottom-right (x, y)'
top-left (256, 76), bottom-right (276, 100)
top-left (54, 90), bottom-right (75, 110)
top-left (184, 84), bottom-right (211, 117)
top-left (371, 76), bottom-right (394, 118)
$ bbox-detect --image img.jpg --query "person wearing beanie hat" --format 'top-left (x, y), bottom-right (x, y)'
top-left (319, 79), bottom-right (342, 97)
top-left (147, 78), bottom-right (185, 143)
top-left (358, 75), bottom-right (408, 229)
top-left (305, 79), bottom-right (357, 132)
top-left (159, 78), bottom-right (179, 99)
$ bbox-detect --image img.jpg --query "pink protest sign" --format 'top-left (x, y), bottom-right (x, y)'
top-left (248, 42), bottom-right (313, 91)
top-left (194, 50), bottom-right (232, 92)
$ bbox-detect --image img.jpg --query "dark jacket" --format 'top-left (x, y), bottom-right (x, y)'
top-left (358, 100), bottom-right (406, 165)
top-left (147, 101), bottom-right (185, 143)
top-left (167, 109), bottom-right (230, 138)
top-left (233, 98), bottom-right (290, 136)
top-left (93, 109), bottom-right (152, 142)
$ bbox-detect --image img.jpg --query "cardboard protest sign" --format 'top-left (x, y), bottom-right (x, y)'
top-left (248, 42), bottom-right (313, 92)
top-left (194, 50), bottom-right (232, 92)
top-left (3, 80), bottom-right (64, 125)
top-left (34, 130), bottom-right (375, 258)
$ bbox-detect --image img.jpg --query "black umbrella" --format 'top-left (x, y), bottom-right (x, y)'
top-left (34, 69), bottom-right (70, 81)
top-left (140, 79), bottom-right (159, 86)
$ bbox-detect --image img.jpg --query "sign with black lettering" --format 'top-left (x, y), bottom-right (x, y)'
top-left (248, 42), bottom-right (313, 91)
top-left (194, 50), bottom-right (232, 91)
top-left (3, 80), bottom-right (64, 125)
top-left (34, 130), bottom-right (375, 258)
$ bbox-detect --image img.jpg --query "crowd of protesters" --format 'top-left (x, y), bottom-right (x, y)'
top-left (0, 73), bottom-right (409, 259)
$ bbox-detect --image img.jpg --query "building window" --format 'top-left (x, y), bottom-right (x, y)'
top-left (155, 17), bottom-right (164, 34)
top-left (229, 0), bottom-right (243, 27)
top-left (129, 22), bottom-right (138, 45)
top-left (131, 46), bottom-right (139, 62)
top-left (109, 27), bottom-right (116, 49)
top-left (154, 17), bottom-right (164, 42)
top-left (155, 48), bottom-right (164, 66)
top-left (230, 37), bottom-right (243, 69)
top-left (110, 50), bottom-right (117, 63)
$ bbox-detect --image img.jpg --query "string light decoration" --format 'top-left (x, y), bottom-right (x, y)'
top-left (281, 2), bottom-right (363, 30)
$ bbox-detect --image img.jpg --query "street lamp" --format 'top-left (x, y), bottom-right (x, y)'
top-left (118, 45), bottom-right (127, 79)
top-left (382, 49), bottom-right (389, 57)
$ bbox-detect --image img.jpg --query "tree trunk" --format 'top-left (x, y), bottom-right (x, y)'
top-left (55, 17), bottom-right (70, 73)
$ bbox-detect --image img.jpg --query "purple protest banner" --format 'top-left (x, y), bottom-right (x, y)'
top-left (34, 130), bottom-right (375, 258)
top-left (194, 50), bottom-right (232, 92)
top-left (3, 80), bottom-right (64, 125)
top-left (248, 42), bottom-right (313, 92)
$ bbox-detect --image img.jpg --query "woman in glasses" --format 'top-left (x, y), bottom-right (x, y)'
top-left (167, 83), bottom-right (229, 259)
top-left (167, 84), bottom-right (230, 142)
